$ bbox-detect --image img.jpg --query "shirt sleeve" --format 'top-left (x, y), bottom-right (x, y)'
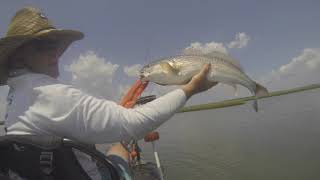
top-left (32, 84), bottom-right (187, 144)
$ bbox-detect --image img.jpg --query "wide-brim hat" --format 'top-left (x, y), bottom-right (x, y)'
top-left (0, 6), bottom-right (84, 84)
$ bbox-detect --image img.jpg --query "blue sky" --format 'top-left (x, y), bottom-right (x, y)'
top-left (1, 0), bottom-right (319, 73)
top-left (0, 0), bottom-right (320, 106)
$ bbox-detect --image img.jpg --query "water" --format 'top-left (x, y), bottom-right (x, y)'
top-left (140, 88), bottom-right (320, 180)
top-left (1, 89), bottom-right (320, 180)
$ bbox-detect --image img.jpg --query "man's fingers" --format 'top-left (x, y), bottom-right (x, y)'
top-left (198, 64), bottom-right (211, 78)
top-left (202, 64), bottom-right (210, 73)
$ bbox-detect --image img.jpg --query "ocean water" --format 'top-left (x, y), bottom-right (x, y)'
top-left (1, 88), bottom-right (319, 180)
top-left (140, 88), bottom-right (320, 180)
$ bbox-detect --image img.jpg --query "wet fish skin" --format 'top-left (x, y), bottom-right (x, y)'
top-left (140, 51), bottom-right (269, 111)
top-left (140, 53), bottom-right (254, 89)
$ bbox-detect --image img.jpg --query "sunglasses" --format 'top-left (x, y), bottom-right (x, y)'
top-left (28, 39), bottom-right (62, 51)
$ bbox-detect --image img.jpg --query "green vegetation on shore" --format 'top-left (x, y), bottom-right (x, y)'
top-left (179, 83), bottom-right (320, 113)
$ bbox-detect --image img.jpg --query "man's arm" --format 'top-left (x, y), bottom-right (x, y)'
top-left (31, 64), bottom-right (216, 144)
top-left (73, 64), bottom-right (216, 143)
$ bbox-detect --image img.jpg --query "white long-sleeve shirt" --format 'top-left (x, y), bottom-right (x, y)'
top-left (5, 72), bottom-right (187, 144)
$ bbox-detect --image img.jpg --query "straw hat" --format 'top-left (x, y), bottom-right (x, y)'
top-left (0, 6), bottom-right (84, 84)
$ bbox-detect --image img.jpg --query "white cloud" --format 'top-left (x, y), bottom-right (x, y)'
top-left (183, 32), bottom-right (251, 55)
top-left (63, 44), bottom-right (319, 108)
top-left (124, 64), bottom-right (143, 77)
top-left (261, 48), bottom-right (320, 90)
top-left (64, 51), bottom-right (179, 103)
top-left (65, 51), bottom-right (122, 100)
top-left (227, 32), bottom-right (250, 49)
top-left (184, 41), bottom-right (228, 54)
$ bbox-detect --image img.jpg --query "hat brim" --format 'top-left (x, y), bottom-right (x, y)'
top-left (0, 29), bottom-right (84, 65)
top-left (35, 29), bottom-right (84, 41)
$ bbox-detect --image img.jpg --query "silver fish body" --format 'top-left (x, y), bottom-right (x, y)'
top-left (140, 51), bottom-right (268, 111)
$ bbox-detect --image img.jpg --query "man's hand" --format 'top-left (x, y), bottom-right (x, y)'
top-left (182, 64), bottom-right (218, 99)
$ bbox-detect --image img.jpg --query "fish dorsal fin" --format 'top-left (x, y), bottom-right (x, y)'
top-left (182, 48), bottom-right (204, 56)
top-left (182, 48), bottom-right (244, 72)
top-left (206, 51), bottom-right (244, 71)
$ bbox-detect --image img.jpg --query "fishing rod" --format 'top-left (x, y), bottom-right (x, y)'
top-left (119, 79), bottom-right (164, 180)
top-left (119, 79), bottom-right (165, 180)
top-left (144, 131), bottom-right (164, 180)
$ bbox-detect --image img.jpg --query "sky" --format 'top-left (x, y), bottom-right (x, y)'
top-left (0, 0), bottom-right (320, 121)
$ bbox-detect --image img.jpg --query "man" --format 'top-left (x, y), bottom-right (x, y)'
top-left (0, 7), bottom-right (217, 179)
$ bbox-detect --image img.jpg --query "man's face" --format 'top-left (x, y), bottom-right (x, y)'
top-left (18, 39), bottom-right (69, 78)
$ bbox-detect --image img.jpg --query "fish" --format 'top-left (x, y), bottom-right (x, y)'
top-left (139, 50), bottom-right (269, 112)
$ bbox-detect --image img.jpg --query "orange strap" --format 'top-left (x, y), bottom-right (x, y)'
top-left (119, 79), bottom-right (149, 160)
top-left (119, 79), bottom-right (149, 108)
top-left (119, 79), bottom-right (161, 162)
top-left (144, 131), bottom-right (160, 142)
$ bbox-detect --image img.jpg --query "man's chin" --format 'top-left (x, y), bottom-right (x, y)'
top-left (45, 69), bottom-right (59, 79)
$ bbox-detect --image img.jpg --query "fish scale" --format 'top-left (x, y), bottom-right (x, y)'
top-left (174, 55), bottom-right (244, 73)
top-left (170, 55), bottom-right (251, 86)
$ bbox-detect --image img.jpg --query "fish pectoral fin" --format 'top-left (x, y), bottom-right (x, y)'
top-left (160, 62), bottom-right (178, 75)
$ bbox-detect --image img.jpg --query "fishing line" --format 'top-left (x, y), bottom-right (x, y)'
top-left (142, 37), bottom-right (158, 95)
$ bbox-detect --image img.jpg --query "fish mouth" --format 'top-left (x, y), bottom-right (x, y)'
top-left (140, 74), bottom-right (148, 82)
